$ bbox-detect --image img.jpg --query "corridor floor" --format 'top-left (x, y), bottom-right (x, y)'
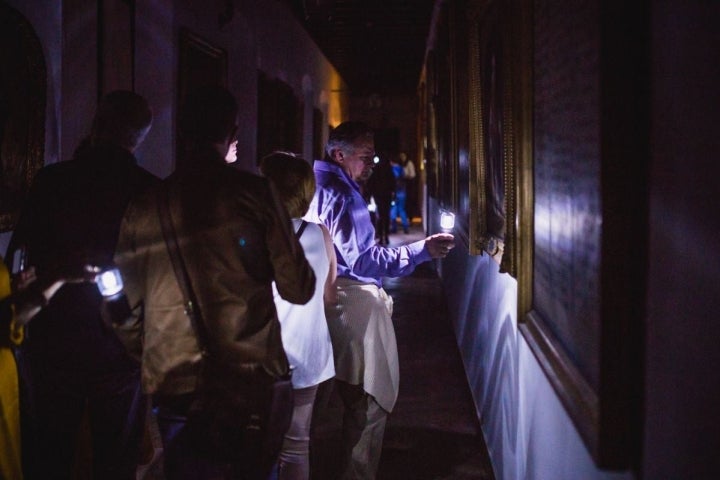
top-left (310, 225), bottom-right (495, 480)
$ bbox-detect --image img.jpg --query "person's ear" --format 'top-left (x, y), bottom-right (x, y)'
top-left (330, 148), bottom-right (344, 163)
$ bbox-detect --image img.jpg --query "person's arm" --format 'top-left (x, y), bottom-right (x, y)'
top-left (326, 189), bottom-right (455, 278)
top-left (0, 266), bottom-right (66, 346)
top-left (12, 271), bottom-right (65, 326)
top-left (320, 223), bottom-right (338, 305)
top-left (265, 182), bottom-right (316, 305)
top-left (323, 190), bottom-right (422, 278)
top-left (353, 233), bottom-right (455, 278)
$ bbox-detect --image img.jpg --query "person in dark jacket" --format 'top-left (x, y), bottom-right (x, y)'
top-left (7, 90), bottom-right (158, 479)
top-left (365, 154), bottom-right (395, 245)
top-left (112, 86), bottom-right (315, 479)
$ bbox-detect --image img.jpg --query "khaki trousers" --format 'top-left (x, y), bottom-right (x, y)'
top-left (336, 380), bottom-right (388, 480)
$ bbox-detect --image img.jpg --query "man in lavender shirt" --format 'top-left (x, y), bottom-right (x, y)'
top-left (306, 121), bottom-right (454, 479)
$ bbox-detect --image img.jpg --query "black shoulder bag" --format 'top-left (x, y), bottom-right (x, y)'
top-left (157, 184), bottom-right (293, 475)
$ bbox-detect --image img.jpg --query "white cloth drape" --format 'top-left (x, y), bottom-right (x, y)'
top-left (327, 277), bottom-right (398, 412)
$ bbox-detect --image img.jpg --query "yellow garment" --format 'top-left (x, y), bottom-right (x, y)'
top-left (0, 258), bottom-right (23, 480)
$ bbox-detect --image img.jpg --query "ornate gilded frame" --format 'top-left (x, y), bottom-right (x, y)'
top-left (467, 0), bottom-right (517, 270)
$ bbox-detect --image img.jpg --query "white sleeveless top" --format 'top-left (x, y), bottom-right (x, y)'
top-left (272, 218), bottom-right (335, 389)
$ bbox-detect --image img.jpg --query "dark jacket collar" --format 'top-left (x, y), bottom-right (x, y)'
top-left (73, 140), bottom-right (138, 167)
top-left (176, 144), bottom-right (227, 173)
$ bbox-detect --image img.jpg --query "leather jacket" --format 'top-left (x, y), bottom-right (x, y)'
top-left (114, 148), bottom-right (315, 395)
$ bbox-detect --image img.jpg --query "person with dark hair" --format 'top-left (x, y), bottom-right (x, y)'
top-left (112, 87), bottom-right (315, 479)
top-left (306, 121), bottom-right (455, 479)
top-left (365, 154), bottom-right (394, 245)
top-left (399, 152), bottom-right (417, 220)
top-left (260, 151), bottom-right (337, 480)
top-left (6, 90), bottom-right (158, 479)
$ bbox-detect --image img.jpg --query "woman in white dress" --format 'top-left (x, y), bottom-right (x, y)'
top-left (260, 151), bottom-right (337, 480)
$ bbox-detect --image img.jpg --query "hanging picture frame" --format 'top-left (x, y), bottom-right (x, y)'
top-left (516, 0), bottom-right (647, 468)
top-left (467, 0), bottom-right (517, 269)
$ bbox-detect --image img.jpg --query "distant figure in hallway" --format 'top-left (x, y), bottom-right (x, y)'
top-left (306, 121), bottom-right (455, 479)
top-left (400, 152), bottom-right (418, 220)
top-left (365, 154), bottom-right (395, 245)
top-left (260, 151), bottom-right (337, 480)
top-left (7, 90), bottom-right (158, 479)
top-left (389, 153), bottom-right (410, 234)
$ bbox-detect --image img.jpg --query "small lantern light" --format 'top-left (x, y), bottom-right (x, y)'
top-left (440, 210), bottom-right (455, 232)
top-left (96, 268), bottom-right (124, 298)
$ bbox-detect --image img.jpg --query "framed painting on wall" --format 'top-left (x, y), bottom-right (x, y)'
top-left (176, 28), bottom-right (227, 169)
top-left (256, 72), bottom-right (302, 165)
top-left (467, 0), bottom-right (517, 269)
top-left (178, 28), bottom-right (228, 104)
top-left (516, 0), bottom-right (647, 469)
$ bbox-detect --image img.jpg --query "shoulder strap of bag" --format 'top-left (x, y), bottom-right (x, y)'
top-left (156, 184), bottom-right (211, 356)
top-left (295, 220), bottom-right (308, 240)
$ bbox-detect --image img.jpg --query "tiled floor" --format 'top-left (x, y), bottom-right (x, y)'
top-left (311, 226), bottom-right (495, 480)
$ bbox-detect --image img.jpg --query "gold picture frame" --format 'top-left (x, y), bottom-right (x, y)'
top-left (467, 0), bottom-right (517, 271)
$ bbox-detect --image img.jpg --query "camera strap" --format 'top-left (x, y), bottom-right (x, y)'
top-left (295, 220), bottom-right (308, 240)
top-left (156, 183), bottom-right (211, 356)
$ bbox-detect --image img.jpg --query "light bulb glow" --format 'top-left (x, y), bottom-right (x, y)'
top-left (96, 268), bottom-right (124, 297)
top-left (440, 211), bottom-right (455, 231)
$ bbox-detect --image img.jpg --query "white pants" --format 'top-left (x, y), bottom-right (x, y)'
top-left (278, 385), bottom-right (318, 480)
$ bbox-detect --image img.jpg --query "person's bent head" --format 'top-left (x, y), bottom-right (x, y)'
top-left (326, 121), bottom-right (375, 182)
top-left (259, 151), bottom-right (315, 218)
top-left (179, 85), bottom-right (239, 161)
top-left (91, 90), bottom-right (152, 152)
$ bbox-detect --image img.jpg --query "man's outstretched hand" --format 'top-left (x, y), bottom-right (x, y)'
top-left (424, 233), bottom-right (455, 259)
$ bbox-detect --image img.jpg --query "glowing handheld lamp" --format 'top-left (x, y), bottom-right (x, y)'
top-left (440, 210), bottom-right (455, 232)
top-left (96, 268), bottom-right (124, 297)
